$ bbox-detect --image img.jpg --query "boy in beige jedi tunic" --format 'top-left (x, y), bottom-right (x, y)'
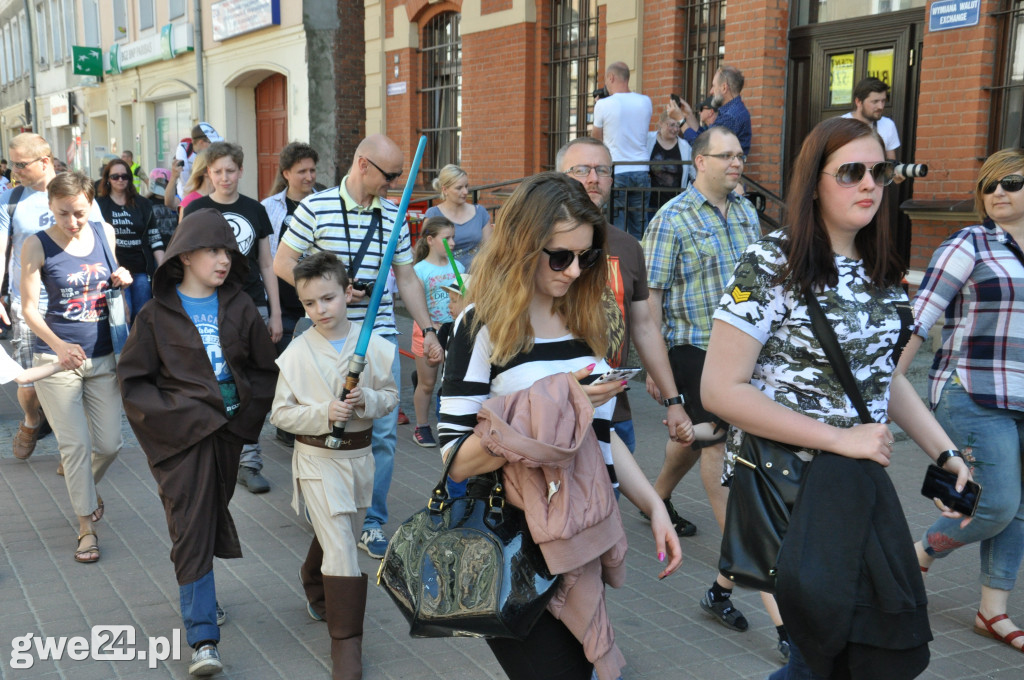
top-left (270, 252), bottom-right (397, 680)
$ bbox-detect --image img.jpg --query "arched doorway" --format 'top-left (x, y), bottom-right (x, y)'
top-left (255, 73), bottom-right (288, 198)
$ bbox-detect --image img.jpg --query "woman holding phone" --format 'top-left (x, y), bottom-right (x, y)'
top-left (895, 148), bottom-right (1024, 655)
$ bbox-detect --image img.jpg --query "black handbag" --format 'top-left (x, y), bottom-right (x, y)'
top-left (377, 437), bottom-right (560, 639)
top-left (718, 290), bottom-right (875, 593)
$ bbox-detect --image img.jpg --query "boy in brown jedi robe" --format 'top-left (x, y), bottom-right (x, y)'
top-left (270, 252), bottom-right (397, 680)
top-left (117, 208), bottom-right (278, 677)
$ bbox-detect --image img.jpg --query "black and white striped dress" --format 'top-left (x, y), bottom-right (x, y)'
top-left (438, 306), bottom-right (618, 487)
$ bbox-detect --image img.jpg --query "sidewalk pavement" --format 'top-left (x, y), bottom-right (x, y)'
top-left (1, 316), bottom-right (1022, 679)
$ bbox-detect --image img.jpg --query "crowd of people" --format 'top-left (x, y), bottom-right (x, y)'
top-left (0, 60), bottom-right (1022, 680)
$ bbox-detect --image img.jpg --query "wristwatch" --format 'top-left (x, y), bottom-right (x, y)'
top-left (936, 449), bottom-right (962, 468)
top-left (663, 395), bottom-right (684, 408)
top-left (423, 326), bottom-right (437, 335)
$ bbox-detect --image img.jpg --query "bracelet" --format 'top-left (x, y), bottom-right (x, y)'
top-left (936, 449), bottom-right (962, 468)
top-left (663, 395), bottom-right (684, 408)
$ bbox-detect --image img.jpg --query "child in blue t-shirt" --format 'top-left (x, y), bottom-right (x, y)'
top-left (410, 217), bottom-right (464, 448)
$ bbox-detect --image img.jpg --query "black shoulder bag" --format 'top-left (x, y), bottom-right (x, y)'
top-left (718, 289), bottom-right (874, 593)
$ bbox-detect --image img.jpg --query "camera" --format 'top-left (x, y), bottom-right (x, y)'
top-left (894, 163), bottom-right (928, 179)
top-left (592, 87), bottom-right (609, 100)
top-left (351, 279), bottom-right (375, 297)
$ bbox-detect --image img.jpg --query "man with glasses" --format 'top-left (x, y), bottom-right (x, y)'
top-left (273, 133), bottom-right (440, 560)
top-left (641, 126), bottom-right (762, 634)
top-left (669, 65), bottom-right (752, 157)
top-left (0, 134), bottom-right (104, 460)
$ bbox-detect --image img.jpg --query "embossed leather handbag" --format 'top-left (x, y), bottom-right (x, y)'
top-left (377, 436), bottom-right (560, 639)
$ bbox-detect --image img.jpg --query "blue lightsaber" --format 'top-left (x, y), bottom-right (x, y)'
top-left (325, 135), bottom-right (427, 448)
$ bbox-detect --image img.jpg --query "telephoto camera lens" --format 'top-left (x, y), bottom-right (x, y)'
top-left (894, 163), bottom-right (928, 179)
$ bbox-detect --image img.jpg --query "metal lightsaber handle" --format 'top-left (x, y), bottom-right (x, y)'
top-left (325, 355), bottom-right (367, 449)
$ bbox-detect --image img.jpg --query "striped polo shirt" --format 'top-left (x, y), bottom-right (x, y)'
top-left (281, 176), bottom-right (412, 335)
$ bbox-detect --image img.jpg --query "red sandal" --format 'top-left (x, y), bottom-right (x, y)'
top-left (974, 611), bottom-right (1024, 653)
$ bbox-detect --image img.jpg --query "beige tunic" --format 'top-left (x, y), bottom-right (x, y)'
top-left (270, 323), bottom-right (398, 517)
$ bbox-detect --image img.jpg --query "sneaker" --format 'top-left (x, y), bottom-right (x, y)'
top-left (358, 527), bottom-right (388, 559)
top-left (237, 466), bottom-right (270, 494)
top-left (307, 602), bottom-right (325, 622)
top-left (413, 425), bottom-right (437, 448)
top-left (639, 498), bottom-right (697, 537)
top-left (700, 590), bottom-right (749, 632)
top-left (216, 603), bottom-right (226, 626)
top-left (397, 409), bottom-right (410, 425)
top-left (189, 643), bottom-right (222, 676)
top-left (12, 420), bottom-right (41, 460)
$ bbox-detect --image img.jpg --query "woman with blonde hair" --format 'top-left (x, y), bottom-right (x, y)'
top-left (438, 172), bottom-right (682, 680)
top-left (896, 148), bottom-right (1024, 654)
top-left (178, 151), bottom-right (211, 218)
top-left (423, 163), bottom-right (491, 269)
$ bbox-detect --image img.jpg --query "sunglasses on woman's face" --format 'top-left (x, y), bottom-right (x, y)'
top-left (982, 174), bottom-right (1024, 195)
top-left (109, 173), bottom-right (131, 181)
top-left (821, 161), bottom-right (895, 188)
top-left (542, 248), bottom-right (603, 272)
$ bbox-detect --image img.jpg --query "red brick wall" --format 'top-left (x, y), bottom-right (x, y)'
top-left (725, 0), bottom-right (788, 196)
top-left (641, 0), bottom-right (684, 125)
top-left (385, 46), bottom-right (422, 170)
top-left (481, 0), bottom-right (512, 12)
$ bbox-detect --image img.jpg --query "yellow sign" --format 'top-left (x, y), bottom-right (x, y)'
top-left (829, 53), bottom-right (855, 106)
top-left (867, 49), bottom-right (894, 88)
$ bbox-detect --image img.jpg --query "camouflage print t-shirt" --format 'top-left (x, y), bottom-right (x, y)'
top-left (712, 233), bottom-right (908, 479)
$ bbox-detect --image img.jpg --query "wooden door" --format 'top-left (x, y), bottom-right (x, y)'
top-left (255, 73), bottom-right (288, 199)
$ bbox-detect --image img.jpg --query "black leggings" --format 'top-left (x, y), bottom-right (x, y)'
top-left (486, 611), bottom-right (593, 680)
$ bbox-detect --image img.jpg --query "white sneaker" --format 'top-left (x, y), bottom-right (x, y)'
top-left (189, 643), bottom-right (222, 676)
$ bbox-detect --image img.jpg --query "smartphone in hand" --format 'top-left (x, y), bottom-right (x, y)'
top-left (921, 464), bottom-right (982, 516)
top-left (592, 367), bottom-right (642, 385)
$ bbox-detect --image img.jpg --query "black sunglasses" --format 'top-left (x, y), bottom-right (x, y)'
top-left (982, 174), bottom-right (1024, 195)
top-left (109, 173), bottom-right (131, 181)
top-left (362, 156), bottom-right (402, 183)
top-left (821, 161), bottom-right (895, 187)
top-left (542, 248), bottom-right (602, 272)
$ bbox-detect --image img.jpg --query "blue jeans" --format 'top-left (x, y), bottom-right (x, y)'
top-left (925, 375), bottom-right (1024, 590)
top-left (179, 569), bottom-right (218, 647)
top-left (364, 334), bottom-right (400, 531)
top-left (769, 642), bottom-right (828, 680)
top-left (240, 306), bottom-right (271, 472)
top-left (612, 419), bottom-right (636, 453)
top-left (612, 171), bottom-right (650, 239)
top-left (125, 273), bottom-right (153, 324)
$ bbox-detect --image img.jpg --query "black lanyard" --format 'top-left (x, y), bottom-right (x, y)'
top-left (340, 204), bottom-right (383, 280)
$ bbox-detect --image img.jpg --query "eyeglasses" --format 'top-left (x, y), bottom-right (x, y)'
top-left (703, 153), bottom-right (747, 164)
top-left (109, 173), bottom-right (131, 181)
top-left (982, 174), bottom-right (1024, 195)
top-left (542, 247), bottom-right (603, 272)
top-left (362, 156), bottom-right (402, 182)
top-left (12, 157), bottom-right (43, 170)
top-left (565, 165), bottom-right (613, 178)
top-left (821, 161), bottom-right (894, 188)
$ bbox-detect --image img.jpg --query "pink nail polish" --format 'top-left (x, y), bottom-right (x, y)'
top-left (621, 380), bottom-right (628, 386)
top-left (658, 552), bottom-right (665, 562)
top-left (585, 363), bottom-right (596, 371)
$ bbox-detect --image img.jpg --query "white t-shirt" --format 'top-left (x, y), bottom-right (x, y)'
top-left (174, 141), bottom-right (194, 198)
top-left (594, 91), bottom-right (653, 174)
top-left (841, 112), bottom-right (901, 152)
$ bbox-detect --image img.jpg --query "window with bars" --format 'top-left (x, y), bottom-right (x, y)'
top-left (546, 0), bottom-right (599, 168)
top-left (678, 0), bottom-right (726, 105)
top-left (995, 0), bottom-right (1024, 151)
top-left (421, 12), bottom-right (462, 186)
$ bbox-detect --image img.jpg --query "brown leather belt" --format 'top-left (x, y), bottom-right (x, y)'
top-left (295, 430), bottom-right (372, 450)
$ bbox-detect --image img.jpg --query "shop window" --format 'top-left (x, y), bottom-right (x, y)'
top-left (995, 0), bottom-right (1024, 150)
top-left (420, 11), bottom-right (462, 185)
top-left (678, 0), bottom-right (726, 105)
top-left (547, 0), bottom-right (599, 168)
top-left (139, 0), bottom-right (154, 31)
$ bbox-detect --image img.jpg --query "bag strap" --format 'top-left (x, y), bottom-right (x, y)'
top-left (430, 433), bottom-right (502, 511)
top-left (2, 186), bottom-right (25, 298)
top-left (93, 220), bottom-right (119, 285)
top-left (803, 290), bottom-right (873, 424)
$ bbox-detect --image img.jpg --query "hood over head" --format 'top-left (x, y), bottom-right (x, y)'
top-left (153, 207), bottom-right (249, 297)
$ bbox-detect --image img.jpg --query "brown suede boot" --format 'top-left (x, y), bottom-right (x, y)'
top-left (299, 536), bottom-right (326, 620)
top-left (323, 573), bottom-right (367, 680)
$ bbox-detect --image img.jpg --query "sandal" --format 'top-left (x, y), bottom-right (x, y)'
top-left (74, 530), bottom-right (100, 564)
top-left (89, 496), bottom-right (104, 523)
top-left (974, 611), bottom-right (1024, 653)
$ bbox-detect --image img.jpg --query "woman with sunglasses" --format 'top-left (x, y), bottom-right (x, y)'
top-left (893, 148), bottom-right (1024, 655)
top-left (424, 163), bottom-right (492, 270)
top-left (96, 158), bottom-right (164, 321)
top-left (702, 117), bottom-right (970, 678)
top-left (438, 172), bottom-right (682, 680)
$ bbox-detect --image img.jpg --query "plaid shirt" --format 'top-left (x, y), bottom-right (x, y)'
top-left (642, 185), bottom-right (761, 349)
top-left (911, 221), bottom-right (1024, 412)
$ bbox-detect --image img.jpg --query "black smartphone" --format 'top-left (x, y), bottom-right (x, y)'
top-left (176, 160), bottom-right (185, 168)
top-left (920, 464), bottom-right (981, 516)
top-left (670, 93), bottom-right (682, 107)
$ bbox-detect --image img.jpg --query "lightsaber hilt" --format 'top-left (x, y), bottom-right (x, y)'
top-left (325, 355), bottom-right (367, 449)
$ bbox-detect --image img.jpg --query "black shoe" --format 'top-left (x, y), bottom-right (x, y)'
top-left (237, 466), bottom-right (270, 494)
top-left (640, 498), bottom-right (696, 537)
top-left (700, 590), bottom-right (748, 631)
top-left (777, 639), bottom-right (791, 663)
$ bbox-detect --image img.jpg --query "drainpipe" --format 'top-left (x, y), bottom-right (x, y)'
top-left (23, 0), bottom-right (39, 132)
top-left (194, 1), bottom-right (206, 120)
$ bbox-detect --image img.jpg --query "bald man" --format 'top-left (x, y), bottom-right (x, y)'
top-left (274, 134), bottom-right (440, 564)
